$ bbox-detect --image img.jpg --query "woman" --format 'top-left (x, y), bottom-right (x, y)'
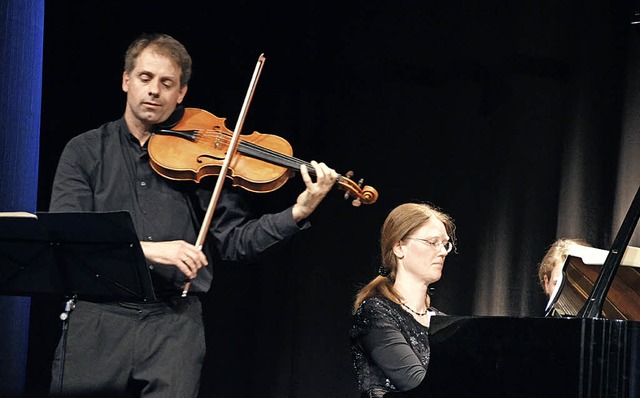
top-left (350, 202), bottom-right (456, 398)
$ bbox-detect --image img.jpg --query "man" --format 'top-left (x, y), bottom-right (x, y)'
top-left (49, 33), bottom-right (338, 397)
top-left (538, 238), bottom-right (590, 297)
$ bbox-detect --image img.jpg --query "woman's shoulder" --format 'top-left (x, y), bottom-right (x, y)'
top-left (358, 296), bottom-right (398, 314)
top-left (353, 296), bottom-right (404, 330)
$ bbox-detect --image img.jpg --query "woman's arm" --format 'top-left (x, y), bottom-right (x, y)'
top-left (356, 324), bottom-right (426, 391)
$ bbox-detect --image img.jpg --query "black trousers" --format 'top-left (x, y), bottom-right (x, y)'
top-left (49, 296), bottom-right (205, 397)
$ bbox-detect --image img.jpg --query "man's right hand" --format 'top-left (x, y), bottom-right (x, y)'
top-left (140, 240), bottom-right (208, 279)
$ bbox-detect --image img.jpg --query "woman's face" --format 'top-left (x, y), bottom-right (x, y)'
top-left (395, 217), bottom-right (451, 284)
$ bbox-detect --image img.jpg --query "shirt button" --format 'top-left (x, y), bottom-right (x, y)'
top-left (148, 236), bottom-right (153, 241)
top-left (149, 265), bottom-right (154, 270)
top-left (140, 181), bottom-right (146, 186)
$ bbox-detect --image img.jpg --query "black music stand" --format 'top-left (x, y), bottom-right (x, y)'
top-left (0, 211), bottom-right (156, 394)
top-left (0, 211), bottom-right (154, 301)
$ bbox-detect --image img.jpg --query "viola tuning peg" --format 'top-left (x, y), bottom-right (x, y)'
top-left (345, 170), bottom-right (354, 179)
top-left (344, 191), bottom-right (351, 200)
top-left (352, 198), bottom-right (362, 207)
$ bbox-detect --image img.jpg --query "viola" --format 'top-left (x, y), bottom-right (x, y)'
top-left (148, 107), bottom-right (378, 206)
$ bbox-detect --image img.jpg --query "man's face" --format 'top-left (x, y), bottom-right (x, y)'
top-left (122, 47), bottom-right (187, 129)
top-left (544, 262), bottom-right (564, 297)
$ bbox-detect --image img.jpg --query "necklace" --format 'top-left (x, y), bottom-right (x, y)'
top-left (401, 302), bottom-right (428, 316)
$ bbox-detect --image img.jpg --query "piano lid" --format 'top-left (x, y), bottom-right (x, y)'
top-left (542, 181), bottom-right (640, 319)
top-left (544, 243), bottom-right (640, 316)
top-left (577, 183), bottom-right (640, 319)
top-left (545, 246), bottom-right (640, 320)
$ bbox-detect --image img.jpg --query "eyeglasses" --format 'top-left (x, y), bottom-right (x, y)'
top-left (407, 238), bottom-right (453, 253)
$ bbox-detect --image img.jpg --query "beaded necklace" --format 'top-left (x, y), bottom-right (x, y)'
top-left (401, 302), bottom-right (428, 316)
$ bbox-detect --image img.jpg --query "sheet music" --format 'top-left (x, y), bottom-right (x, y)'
top-left (0, 212), bottom-right (37, 219)
top-left (568, 244), bottom-right (640, 267)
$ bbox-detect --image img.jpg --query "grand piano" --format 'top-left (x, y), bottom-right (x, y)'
top-left (395, 315), bottom-right (640, 397)
top-left (391, 187), bottom-right (640, 398)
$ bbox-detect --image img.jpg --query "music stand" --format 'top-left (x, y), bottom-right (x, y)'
top-left (0, 211), bottom-right (154, 301)
top-left (0, 211), bottom-right (156, 394)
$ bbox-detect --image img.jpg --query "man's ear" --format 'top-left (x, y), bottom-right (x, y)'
top-left (122, 71), bottom-right (130, 93)
top-left (177, 85), bottom-right (188, 104)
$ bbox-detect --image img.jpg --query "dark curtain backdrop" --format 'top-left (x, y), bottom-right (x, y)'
top-left (0, 1), bottom-right (44, 398)
top-left (23, 1), bottom-right (638, 397)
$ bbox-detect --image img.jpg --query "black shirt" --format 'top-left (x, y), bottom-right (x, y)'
top-left (50, 117), bottom-right (308, 295)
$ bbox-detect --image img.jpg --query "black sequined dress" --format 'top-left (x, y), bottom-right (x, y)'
top-left (350, 296), bottom-right (445, 398)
